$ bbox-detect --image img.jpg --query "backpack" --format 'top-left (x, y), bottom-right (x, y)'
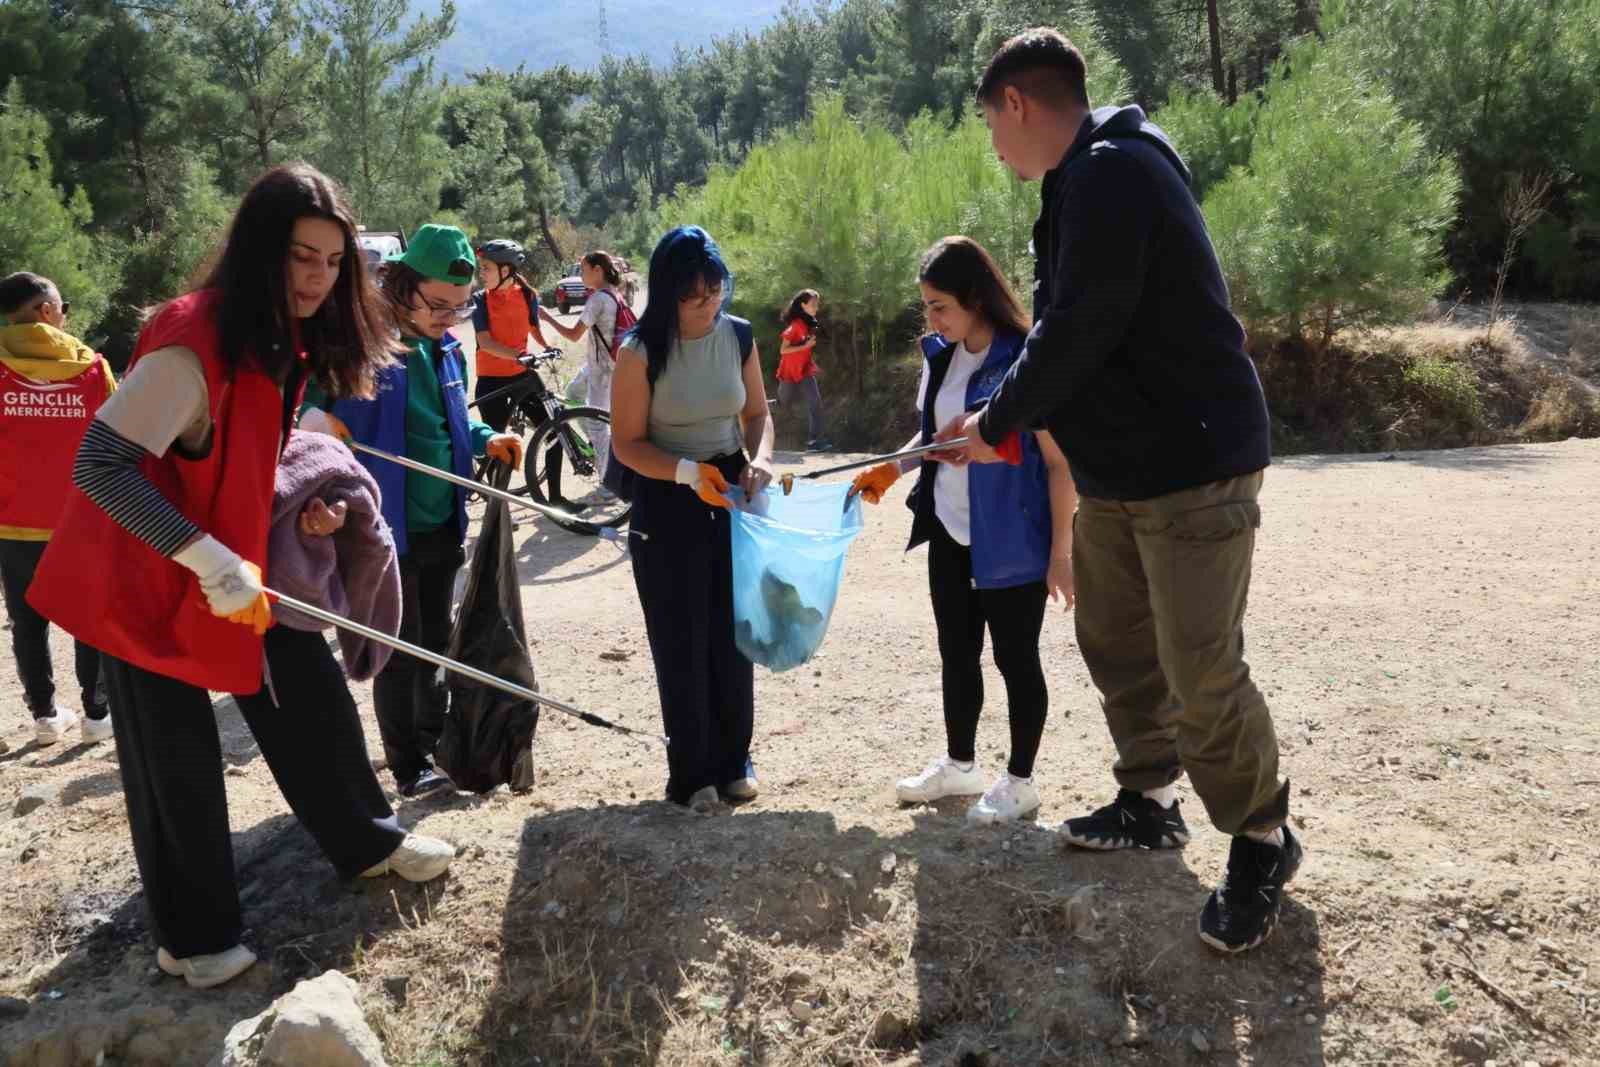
top-left (594, 290), bottom-right (638, 362)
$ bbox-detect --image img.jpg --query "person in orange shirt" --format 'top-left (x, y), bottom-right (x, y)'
top-left (774, 289), bottom-right (831, 451)
top-left (470, 240), bottom-right (571, 508)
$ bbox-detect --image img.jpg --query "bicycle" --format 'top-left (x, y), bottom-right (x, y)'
top-left (468, 349), bottom-right (632, 537)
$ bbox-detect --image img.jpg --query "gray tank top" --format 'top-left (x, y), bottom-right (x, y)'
top-left (647, 316), bottom-right (747, 460)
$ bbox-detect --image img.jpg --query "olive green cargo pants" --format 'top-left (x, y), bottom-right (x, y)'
top-left (1072, 471), bottom-right (1289, 835)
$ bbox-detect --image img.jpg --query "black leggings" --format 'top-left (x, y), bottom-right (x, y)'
top-left (927, 519), bottom-right (1049, 779)
top-left (474, 371), bottom-right (563, 501)
top-left (104, 627), bottom-right (403, 958)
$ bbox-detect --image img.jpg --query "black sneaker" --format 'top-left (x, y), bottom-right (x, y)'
top-left (1060, 788), bottom-right (1191, 850)
top-left (398, 767), bottom-right (454, 799)
top-left (1199, 825), bottom-right (1304, 954)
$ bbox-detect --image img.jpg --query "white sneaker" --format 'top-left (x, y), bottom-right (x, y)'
top-left (967, 773), bottom-right (1042, 825)
top-left (361, 834), bottom-right (455, 883)
top-left (724, 777), bottom-right (759, 800)
top-left (157, 945), bottom-right (257, 989)
top-left (895, 756), bottom-right (985, 804)
top-left (34, 707), bottom-right (78, 746)
top-left (81, 714), bottom-right (113, 744)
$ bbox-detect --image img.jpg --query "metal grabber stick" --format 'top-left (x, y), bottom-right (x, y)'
top-left (265, 588), bottom-right (668, 747)
top-left (346, 440), bottom-right (627, 544)
top-left (778, 437), bottom-right (970, 496)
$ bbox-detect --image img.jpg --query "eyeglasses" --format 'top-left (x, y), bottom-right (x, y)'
top-left (58, 300), bottom-right (70, 317)
top-left (679, 286), bottom-right (724, 311)
top-left (413, 294), bottom-right (475, 320)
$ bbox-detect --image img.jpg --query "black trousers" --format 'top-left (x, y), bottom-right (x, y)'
top-left (103, 626), bottom-right (403, 958)
top-left (475, 372), bottom-right (564, 502)
top-left (630, 453), bottom-right (754, 804)
top-left (373, 526), bottom-right (464, 786)
top-left (927, 520), bottom-right (1049, 779)
top-left (0, 538), bottom-right (107, 719)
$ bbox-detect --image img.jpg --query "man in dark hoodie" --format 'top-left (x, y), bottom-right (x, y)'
top-left (936, 28), bottom-right (1299, 955)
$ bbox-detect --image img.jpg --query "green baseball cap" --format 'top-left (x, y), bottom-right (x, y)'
top-left (391, 224), bottom-right (477, 284)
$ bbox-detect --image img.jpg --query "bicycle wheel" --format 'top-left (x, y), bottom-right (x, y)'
top-left (523, 406), bottom-right (632, 536)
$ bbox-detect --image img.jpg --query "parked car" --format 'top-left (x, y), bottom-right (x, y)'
top-left (552, 257), bottom-right (639, 313)
top-left (357, 228), bottom-right (406, 278)
top-left (553, 262), bottom-right (590, 314)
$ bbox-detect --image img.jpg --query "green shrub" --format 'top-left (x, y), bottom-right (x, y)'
top-left (1203, 34), bottom-right (1460, 348)
top-left (1151, 88), bottom-right (1258, 202)
top-left (1403, 355), bottom-right (1484, 432)
top-left (0, 83), bottom-right (116, 337)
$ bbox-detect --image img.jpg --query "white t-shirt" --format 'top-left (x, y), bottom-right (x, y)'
top-left (916, 340), bottom-right (989, 546)
top-left (579, 289), bottom-right (621, 373)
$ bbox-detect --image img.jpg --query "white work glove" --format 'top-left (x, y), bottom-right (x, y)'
top-left (675, 458), bottom-right (732, 509)
top-left (173, 535), bottom-right (272, 633)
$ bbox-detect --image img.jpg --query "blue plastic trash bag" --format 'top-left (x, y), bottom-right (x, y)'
top-left (729, 481), bottom-right (863, 672)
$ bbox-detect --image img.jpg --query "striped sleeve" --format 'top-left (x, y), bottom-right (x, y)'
top-left (73, 420), bottom-right (201, 557)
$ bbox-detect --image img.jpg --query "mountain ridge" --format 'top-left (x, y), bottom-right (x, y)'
top-left (429, 0), bottom-right (790, 79)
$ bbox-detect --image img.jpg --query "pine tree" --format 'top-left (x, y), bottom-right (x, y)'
top-left (0, 83), bottom-right (113, 337)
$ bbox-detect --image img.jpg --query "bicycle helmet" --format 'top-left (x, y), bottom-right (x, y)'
top-left (478, 239), bottom-right (527, 267)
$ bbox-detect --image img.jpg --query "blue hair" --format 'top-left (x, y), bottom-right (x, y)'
top-left (627, 225), bottom-right (732, 385)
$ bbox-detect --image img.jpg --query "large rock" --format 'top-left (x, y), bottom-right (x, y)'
top-left (212, 970), bottom-right (387, 1067)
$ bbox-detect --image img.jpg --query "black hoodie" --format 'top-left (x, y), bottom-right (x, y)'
top-left (977, 105), bottom-right (1271, 501)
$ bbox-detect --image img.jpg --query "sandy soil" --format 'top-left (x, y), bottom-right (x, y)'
top-left (0, 331), bottom-right (1596, 1064)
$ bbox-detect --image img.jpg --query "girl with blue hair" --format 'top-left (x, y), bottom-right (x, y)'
top-left (610, 226), bottom-right (775, 811)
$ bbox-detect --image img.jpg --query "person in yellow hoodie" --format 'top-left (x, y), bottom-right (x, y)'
top-left (0, 272), bottom-right (117, 746)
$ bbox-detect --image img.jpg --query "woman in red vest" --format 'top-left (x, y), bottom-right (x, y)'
top-left (27, 164), bottom-right (455, 991)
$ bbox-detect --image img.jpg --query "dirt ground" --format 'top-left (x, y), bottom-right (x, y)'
top-left (0, 331), bottom-right (1597, 1064)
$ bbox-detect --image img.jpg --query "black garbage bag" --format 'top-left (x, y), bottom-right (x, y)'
top-left (434, 463), bottom-right (538, 793)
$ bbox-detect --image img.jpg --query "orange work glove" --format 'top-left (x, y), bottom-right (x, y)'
top-left (485, 434), bottom-right (524, 470)
top-left (223, 562), bottom-right (274, 636)
top-left (300, 408), bottom-right (352, 443)
top-left (850, 462), bottom-right (901, 505)
top-left (676, 459), bottom-right (732, 509)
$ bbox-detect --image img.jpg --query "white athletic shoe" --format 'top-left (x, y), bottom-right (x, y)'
top-left (157, 944), bottom-right (257, 989)
top-left (967, 773), bottom-right (1041, 825)
top-left (895, 756), bottom-right (985, 804)
top-left (361, 834), bottom-right (455, 883)
top-left (34, 707), bottom-right (78, 746)
top-left (81, 714), bottom-right (113, 744)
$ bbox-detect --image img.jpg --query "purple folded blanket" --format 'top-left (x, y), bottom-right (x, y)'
top-left (268, 431), bottom-right (401, 680)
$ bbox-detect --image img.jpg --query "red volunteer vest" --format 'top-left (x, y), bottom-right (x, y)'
top-left (28, 290), bottom-right (299, 694)
top-left (0, 359), bottom-right (109, 531)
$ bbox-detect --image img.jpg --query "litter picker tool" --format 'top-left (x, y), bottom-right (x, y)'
top-left (346, 440), bottom-right (626, 543)
top-left (264, 588), bottom-right (667, 747)
top-left (778, 437), bottom-right (970, 496)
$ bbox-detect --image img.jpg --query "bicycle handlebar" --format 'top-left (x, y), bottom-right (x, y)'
top-left (517, 348), bottom-right (564, 368)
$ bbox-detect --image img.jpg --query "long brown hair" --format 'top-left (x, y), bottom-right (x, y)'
top-left (193, 163), bottom-right (397, 399)
top-left (917, 236), bottom-right (1031, 340)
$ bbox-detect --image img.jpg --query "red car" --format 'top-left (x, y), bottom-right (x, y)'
top-left (553, 263), bottom-right (590, 314)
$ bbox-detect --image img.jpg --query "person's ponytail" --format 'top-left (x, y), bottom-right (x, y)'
top-left (583, 251), bottom-right (623, 288)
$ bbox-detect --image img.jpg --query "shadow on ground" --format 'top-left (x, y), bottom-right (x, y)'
top-left (451, 802), bottom-right (1326, 1066)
